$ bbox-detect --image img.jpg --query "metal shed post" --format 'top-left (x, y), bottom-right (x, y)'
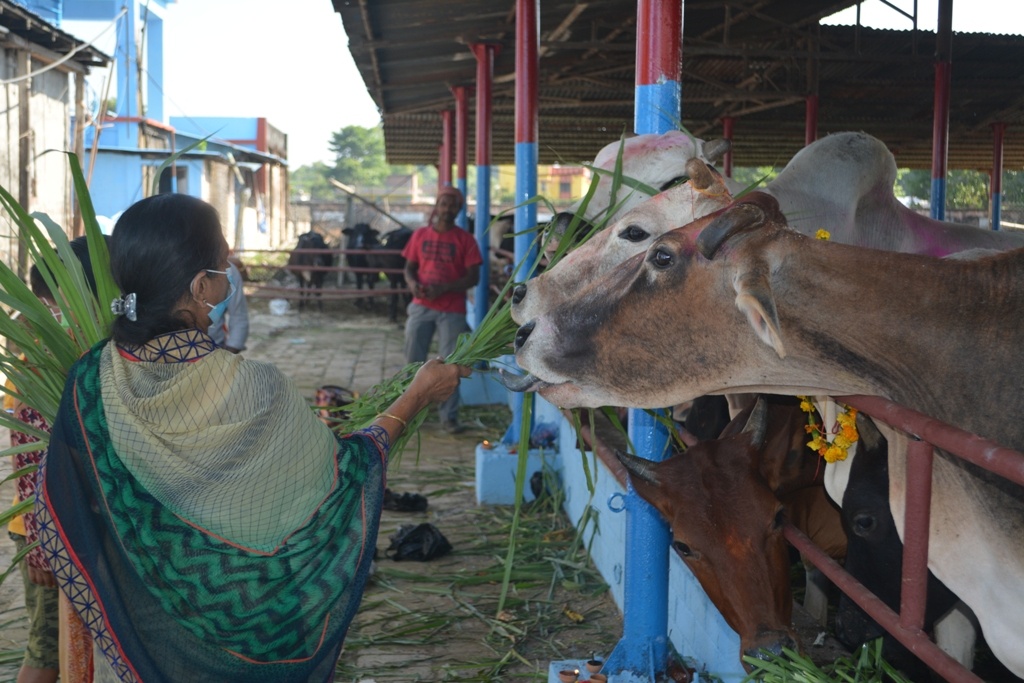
top-left (505, 0), bottom-right (540, 447)
top-left (602, 0), bottom-right (681, 678)
top-left (991, 122), bottom-right (1006, 231)
top-left (471, 43), bottom-right (498, 328)
top-left (721, 116), bottom-right (734, 178)
top-left (439, 109), bottom-right (454, 190)
top-left (453, 85), bottom-right (470, 229)
top-left (930, 0), bottom-right (953, 221)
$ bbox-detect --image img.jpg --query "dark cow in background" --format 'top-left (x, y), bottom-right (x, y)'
top-left (342, 223), bottom-right (381, 308)
top-left (288, 230), bottom-right (332, 312)
top-left (366, 226), bottom-right (413, 322)
top-left (836, 418), bottom-right (987, 680)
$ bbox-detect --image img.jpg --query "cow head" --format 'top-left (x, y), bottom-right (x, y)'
top-left (510, 158), bottom-right (736, 325)
top-left (555, 131), bottom-right (731, 229)
top-left (509, 191), bottom-right (807, 409)
top-left (616, 397), bottom-right (799, 667)
top-left (343, 223), bottom-right (380, 250)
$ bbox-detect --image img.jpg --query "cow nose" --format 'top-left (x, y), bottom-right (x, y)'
top-left (511, 283), bottom-right (527, 305)
top-left (514, 321), bottom-right (535, 351)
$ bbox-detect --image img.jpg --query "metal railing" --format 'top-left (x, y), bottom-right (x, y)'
top-left (784, 394), bottom-right (1024, 683)
top-left (577, 394), bottom-right (1024, 682)
top-left (235, 247), bottom-right (410, 300)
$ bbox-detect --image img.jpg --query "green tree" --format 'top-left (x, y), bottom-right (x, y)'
top-left (897, 168), bottom-right (991, 210)
top-left (290, 162), bottom-right (336, 200)
top-left (732, 166), bottom-right (780, 191)
top-left (329, 124), bottom-right (390, 187)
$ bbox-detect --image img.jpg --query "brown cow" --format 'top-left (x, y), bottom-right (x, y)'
top-left (616, 396), bottom-right (845, 668)
top-left (617, 398), bottom-right (794, 666)
top-left (511, 192), bottom-right (1024, 677)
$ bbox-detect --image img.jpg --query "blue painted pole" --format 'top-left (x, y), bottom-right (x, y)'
top-left (453, 86), bottom-right (470, 230)
top-left (117, 0), bottom-right (139, 143)
top-left (602, 0), bottom-right (680, 678)
top-left (991, 122), bottom-right (1006, 231)
top-left (506, 0), bottom-right (539, 447)
top-left (474, 164), bottom-right (491, 329)
top-left (930, 1), bottom-right (952, 222)
top-left (471, 43), bottom-right (497, 330)
top-left (505, 150), bottom-right (539, 446)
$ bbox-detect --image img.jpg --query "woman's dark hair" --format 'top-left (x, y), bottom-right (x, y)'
top-left (109, 194), bottom-right (224, 345)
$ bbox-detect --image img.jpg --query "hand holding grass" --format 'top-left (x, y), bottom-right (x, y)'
top-left (371, 359), bottom-right (471, 441)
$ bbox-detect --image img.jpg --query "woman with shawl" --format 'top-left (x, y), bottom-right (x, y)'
top-left (35, 194), bottom-right (468, 682)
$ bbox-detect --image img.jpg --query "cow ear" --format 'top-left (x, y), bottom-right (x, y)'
top-left (734, 270), bottom-right (786, 358)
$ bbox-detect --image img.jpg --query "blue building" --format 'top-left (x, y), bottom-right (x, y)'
top-left (13, 0), bottom-right (293, 251)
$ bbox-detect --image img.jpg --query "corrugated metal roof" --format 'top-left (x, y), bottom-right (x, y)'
top-left (332, 0), bottom-right (1024, 170)
top-left (0, 0), bottom-right (110, 67)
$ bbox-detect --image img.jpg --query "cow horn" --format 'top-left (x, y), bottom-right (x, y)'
top-left (701, 138), bottom-right (731, 164)
top-left (685, 158), bottom-right (716, 191)
top-left (740, 395), bottom-right (768, 448)
top-left (614, 449), bottom-right (661, 486)
top-left (696, 202), bottom-right (766, 259)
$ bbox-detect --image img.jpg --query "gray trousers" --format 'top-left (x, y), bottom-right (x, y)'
top-left (404, 303), bottom-right (469, 423)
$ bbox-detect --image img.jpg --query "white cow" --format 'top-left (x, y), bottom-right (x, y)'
top-left (511, 192), bottom-right (1024, 677)
top-left (544, 131), bottom-right (737, 252)
top-left (513, 131), bottom-right (1024, 326)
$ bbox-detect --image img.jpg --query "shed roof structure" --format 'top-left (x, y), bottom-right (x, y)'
top-left (332, 0), bottom-right (1024, 170)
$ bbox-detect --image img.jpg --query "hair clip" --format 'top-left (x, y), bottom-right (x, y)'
top-left (110, 292), bottom-right (137, 321)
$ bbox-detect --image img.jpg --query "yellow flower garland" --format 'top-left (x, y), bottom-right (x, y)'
top-left (798, 396), bottom-right (859, 464)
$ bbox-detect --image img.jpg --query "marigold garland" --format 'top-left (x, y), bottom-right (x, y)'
top-left (798, 396), bottom-right (859, 463)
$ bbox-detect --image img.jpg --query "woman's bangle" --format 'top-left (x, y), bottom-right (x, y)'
top-left (376, 412), bottom-right (408, 428)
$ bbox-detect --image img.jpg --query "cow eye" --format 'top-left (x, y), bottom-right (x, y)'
top-left (650, 246), bottom-right (674, 269)
top-left (620, 224), bottom-right (649, 242)
top-left (673, 540), bottom-right (693, 557)
top-left (659, 175), bottom-right (689, 192)
top-left (852, 513), bottom-right (876, 537)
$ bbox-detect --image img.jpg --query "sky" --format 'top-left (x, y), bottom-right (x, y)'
top-left (65, 0), bottom-right (382, 169)
top-left (61, 0), bottom-right (1022, 170)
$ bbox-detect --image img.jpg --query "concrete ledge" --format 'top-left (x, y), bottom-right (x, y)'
top-left (474, 443), bottom-right (555, 505)
top-left (460, 371), bottom-right (510, 406)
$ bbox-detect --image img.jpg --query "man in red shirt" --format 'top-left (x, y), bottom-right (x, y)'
top-left (402, 186), bottom-right (483, 433)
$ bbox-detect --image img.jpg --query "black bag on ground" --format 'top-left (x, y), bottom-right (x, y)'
top-left (383, 488), bottom-right (429, 512)
top-left (385, 523), bottom-right (452, 561)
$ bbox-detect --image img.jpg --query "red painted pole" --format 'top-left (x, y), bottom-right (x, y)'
top-left (439, 109), bottom-right (453, 189)
top-left (515, 1), bottom-right (538, 146)
top-left (721, 116), bottom-right (734, 178)
top-left (636, 0), bottom-right (682, 85)
top-left (452, 85), bottom-right (470, 228)
top-left (471, 44), bottom-right (496, 169)
top-left (805, 95), bottom-right (818, 146)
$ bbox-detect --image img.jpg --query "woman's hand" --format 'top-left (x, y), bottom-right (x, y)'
top-left (406, 358), bottom-right (471, 406)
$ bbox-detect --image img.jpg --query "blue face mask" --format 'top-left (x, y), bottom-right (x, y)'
top-left (204, 268), bottom-right (236, 327)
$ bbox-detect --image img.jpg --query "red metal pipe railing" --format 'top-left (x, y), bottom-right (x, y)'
top-left (569, 394), bottom-right (1024, 682)
top-left (784, 524), bottom-right (981, 683)
top-left (900, 438), bottom-right (932, 633)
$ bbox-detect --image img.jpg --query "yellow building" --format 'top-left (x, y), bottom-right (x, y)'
top-left (494, 164), bottom-right (592, 210)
